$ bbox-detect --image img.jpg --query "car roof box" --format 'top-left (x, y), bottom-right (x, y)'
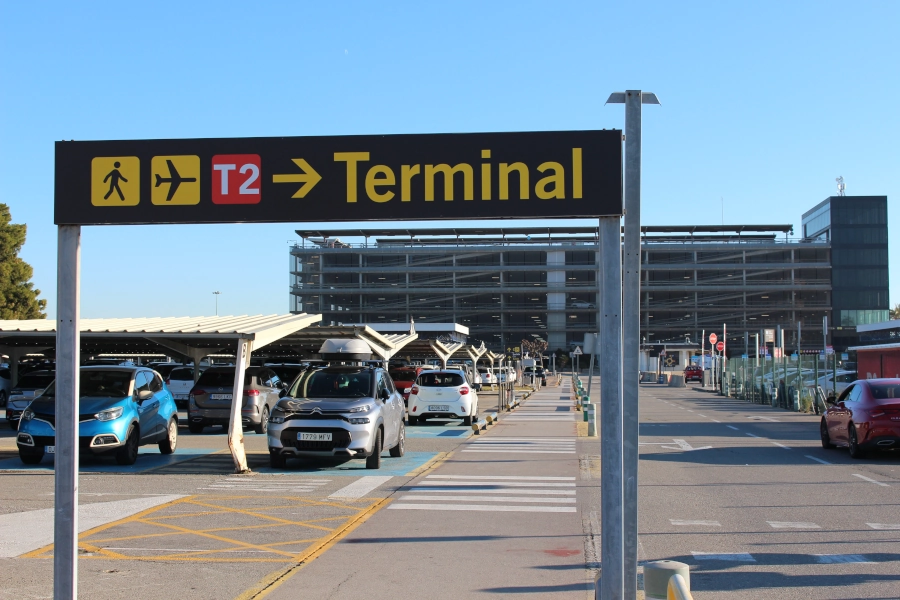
top-left (319, 338), bottom-right (372, 362)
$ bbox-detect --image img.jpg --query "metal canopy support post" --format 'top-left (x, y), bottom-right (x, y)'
top-left (228, 339), bottom-right (252, 473)
top-left (599, 216), bottom-right (623, 599)
top-left (55, 225), bottom-right (81, 600)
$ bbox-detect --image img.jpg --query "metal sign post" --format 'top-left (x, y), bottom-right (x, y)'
top-left (608, 89), bottom-right (659, 599)
top-left (55, 225), bottom-right (81, 600)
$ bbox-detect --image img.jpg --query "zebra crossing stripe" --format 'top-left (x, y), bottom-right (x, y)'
top-left (390, 474), bottom-right (578, 513)
top-left (399, 495), bottom-right (576, 503)
top-left (767, 521), bottom-right (820, 529)
top-left (427, 475), bottom-right (575, 480)
top-left (691, 552), bottom-right (755, 562)
top-left (388, 503), bottom-right (576, 513)
top-left (814, 554), bottom-right (873, 564)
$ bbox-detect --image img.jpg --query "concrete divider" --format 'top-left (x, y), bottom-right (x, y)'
top-left (485, 412), bottom-right (498, 426)
top-left (667, 375), bottom-right (686, 388)
top-left (643, 560), bottom-right (690, 599)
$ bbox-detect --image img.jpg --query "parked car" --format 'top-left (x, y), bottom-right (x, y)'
top-left (388, 366), bottom-right (425, 406)
top-left (812, 370), bottom-right (858, 396)
top-left (188, 367), bottom-right (286, 434)
top-left (5, 370), bottom-right (55, 429)
top-left (0, 368), bottom-right (11, 407)
top-left (821, 379), bottom-right (900, 458)
top-left (534, 366), bottom-right (547, 385)
top-left (15, 366), bottom-right (179, 465)
top-left (267, 365), bottom-right (405, 469)
top-left (165, 366), bottom-right (203, 408)
top-left (147, 362), bottom-right (184, 379)
top-left (407, 369), bottom-right (479, 426)
top-left (683, 365), bottom-right (703, 382)
top-left (477, 367), bottom-right (495, 386)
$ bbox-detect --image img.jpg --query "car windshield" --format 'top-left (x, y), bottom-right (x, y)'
top-left (42, 370), bottom-right (132, 398)
top-left (418, 372), bottom-right (465, 387)
top-left (290, 370), bottom-right (373, 398)
top-left (269, 366), bottom-right (303, 383)
top-left (196, 369), bottom-right (252, 387)
top-left (868, 383), bottom-right (900, 402)
top-left (16, 373), bottom-right (55, 389)
top-left (169, 368), bottom-right (196, 381)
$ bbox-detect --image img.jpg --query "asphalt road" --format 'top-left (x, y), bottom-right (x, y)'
top-left (3, 380), bottom-right (898, 599)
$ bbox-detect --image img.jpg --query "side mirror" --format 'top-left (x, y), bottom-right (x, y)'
top-left (279, 388), bottom-right (288, 398)
top-left (137, 389), bottom-right (153, 402)
top-left (380, 389), bottom-right (390, 401)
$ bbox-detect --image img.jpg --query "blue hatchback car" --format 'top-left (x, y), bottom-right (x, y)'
top-left (16, 366), bottom-right (179, 466)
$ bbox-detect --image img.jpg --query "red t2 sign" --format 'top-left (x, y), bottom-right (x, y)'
top-left (212, 155), bottom-right (261, 204)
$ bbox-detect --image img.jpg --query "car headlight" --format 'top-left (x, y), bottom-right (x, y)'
top-left (95, 406), bottom-right (124, 421)
top-left (348, 404), bottom-right (373, 413)
top-left (270, 409), bottom-right (286, 424)
top-left (22, 409), bottom-right (35, 421)
top-left (349, 417), bottom-right (370, 424)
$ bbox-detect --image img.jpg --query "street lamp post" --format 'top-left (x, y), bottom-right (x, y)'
top-left (213, 291), bottom-right (221, 316)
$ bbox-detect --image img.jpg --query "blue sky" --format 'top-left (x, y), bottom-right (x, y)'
top-left (2, 0), bottom-right (897, 319)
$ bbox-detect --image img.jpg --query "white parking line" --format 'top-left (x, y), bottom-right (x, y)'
top-left (329, 476), bottom-right (392, 499)
top-left (697, 414), bottom-right (707, 418)
top-left (691, 552), bottom-right (755, 562)
top-left (389, 503), bottom-right (576, 513)
top-left (427, 475), bottom-right (575, 481)
top-left (709, 419), bottom-right (721, 423)
top-left (853, 474), bottom-right (890, 487)
top-left (805, 455), bottom-right (832, 465)
top-left (745, 433), bottom-right (760, 438)
top-left (767, 521), bottom-right (820, 529)
top-left (670, 519), bottom-right (721, 526)
top-left (771, 442), bottom-right (791, 450)
top-left (727, 426), bottom-right (739, 431)
top-left (866, 523), bottom-right (900, 530)
top-left (406, 488), bottom-right (575, 495)
top-left (400, 495), bottom-right (576, 503)
top-left (747, 416), bottom-right (780, 422)
top-left (412, 481), bottom-right (576, 488)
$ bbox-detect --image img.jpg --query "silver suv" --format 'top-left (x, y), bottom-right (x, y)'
top-left (187, 367), bottom-right (285, 434)
top-left (267, 366), bottom-right (405, 470)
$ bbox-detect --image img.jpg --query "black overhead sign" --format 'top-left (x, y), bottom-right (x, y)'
top-left (55, 130), bottom-right (622, 225)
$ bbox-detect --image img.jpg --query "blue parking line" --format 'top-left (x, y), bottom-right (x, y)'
top-left (0, 447), bottom-right (220, 473)
top-left (256, 451), bottom-right (438, 477)
top-left (406, 425), bottom-right (474, 439)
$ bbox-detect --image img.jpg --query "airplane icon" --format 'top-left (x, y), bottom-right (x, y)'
top-left (154, 159), bottom-right (198, 202)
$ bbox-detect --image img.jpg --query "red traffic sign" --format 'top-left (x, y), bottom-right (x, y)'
top-left (716, 341), bottom-right (725, 352)
top-left (708, 333), bottom-right (718, 345)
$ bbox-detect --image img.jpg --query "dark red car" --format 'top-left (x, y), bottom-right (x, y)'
top-left (683, 365), bottom-right (703, 382)
top-left (389, 366), bottom-right (425, 406)
top-left (821, 379), bottom-right (900, 458)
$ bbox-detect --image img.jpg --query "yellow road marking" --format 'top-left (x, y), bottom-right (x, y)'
top-left (404, 451), bottom-right (449, 477)
top-left (235, 496), bottom-right (391, 600)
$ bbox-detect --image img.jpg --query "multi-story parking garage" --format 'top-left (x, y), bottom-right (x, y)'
top-left (288, 196), bottom-right (888, 354)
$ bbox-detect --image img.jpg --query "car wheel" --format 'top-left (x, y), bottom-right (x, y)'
top-left (389, 422), bottom-right (405, 457)
top-left (463, 415), bottom-right (473, 426)
top-left (19, 448), bottom-right (44, 465)
top-left (366, 428), bottom-right (382, 469)
top-left (188, 422), bottom-right (205, 434)
top-left (407, 415), bottom-right (418, 425)
top-left (269, 452), bottom-right (287, 469)
top-left (848, 424), bottom-right (866, 459)
top-left (158, 418), bottom-right (178, 455)
top-left (253, 407), bottom-right (270, 435)
top-left (0, 390), bottom-right (7, 407)
top-left (820, 419), bottom-right (834, 449)
top-left (115, 426), bottom-right (140, 466)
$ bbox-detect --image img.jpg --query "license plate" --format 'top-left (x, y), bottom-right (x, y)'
top-left (175, 394), bottom-right (188, 400)
top-left (429, 405), bottom-right (450, 411)
top-left (211, 394), bottom-right (232, 400)
top-left (46, 446), bottom-right (55, 454)
top-left (299, 432), bottom-right (332, 441)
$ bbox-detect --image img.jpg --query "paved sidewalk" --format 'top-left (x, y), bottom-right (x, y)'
top-left (265, 381), bottom-right (594, 599)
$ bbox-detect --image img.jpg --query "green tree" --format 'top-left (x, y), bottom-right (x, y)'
top-left (891, 303), bottom-right (900, 320)
top-left (0, 204), bottom-right (46, 319)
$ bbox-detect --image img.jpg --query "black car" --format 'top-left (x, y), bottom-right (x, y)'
top-left (5, 370), bottom-right (55, 429)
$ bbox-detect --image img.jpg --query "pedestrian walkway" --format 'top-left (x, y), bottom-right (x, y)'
top-left (389, 474), bottom-right (577, 512)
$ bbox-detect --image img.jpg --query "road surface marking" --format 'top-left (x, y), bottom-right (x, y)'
top-left (199, 478), bottom-right (330, 493)
top-left (853, 474), bottom-right (890, 487)
top-left (697, 414), bottom-right (707, 418)
top-left (400, 494), bottom-right (576, 503)
top-left (691, 552), bottom-right (755, 562)
top-left (407, 488), bottom-right (575, 495)
top-left (767, 521), bottom-right (821, 529)
top-left (427, 475), bottom-right (575, 481)
top-left (411, 481), bottom-right (575, 488)
top-left (661, 439), bottom-right (713, 451)
top-left (670, 520), bottom-right (721, 526)
top-left (747, 415), bottom-right (780, 422)
top-left (709, 419), bottom-right (722, 423)
top-left (745, 433), bottom-right (760, 438)
top-left (771, 442), bottom-right (791, 450)
top-left (328, 476), bottom-right (392, 499)
top-left (389, 503), bottom-right (576, 513)
top-left (866, 523), bottom-right (900, 530)
top-left (805, 455), bottom-right (832, 465)
top-left (814, 554), bottom-right (873, 564)
top-left (727, 426), bottom-right (740, 431)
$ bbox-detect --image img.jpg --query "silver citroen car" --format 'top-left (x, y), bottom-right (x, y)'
top-left (267, 363), bottom-right (405, 470)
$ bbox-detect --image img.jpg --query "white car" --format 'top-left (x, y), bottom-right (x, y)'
top-left (165, 366), bottom-right (203, 407)
top-left (478, 368), bottom-right (495, 385)
top-left (407, 369), bottom-right (479, 426)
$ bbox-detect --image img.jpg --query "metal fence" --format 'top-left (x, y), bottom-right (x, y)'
top-left (721, 354), bottom-right (840, 414)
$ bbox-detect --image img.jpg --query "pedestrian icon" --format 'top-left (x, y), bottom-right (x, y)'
top-left (91, 157), bottom-right (140, 206)
top-left (151, 155), bottom-right (201, 205)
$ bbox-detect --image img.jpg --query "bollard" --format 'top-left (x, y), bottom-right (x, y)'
top-left (643, 560), bottom-right (690, 599)
top-left (472, 422), bottom-right (481, 435)
top-left (586, 408), bottom-right (597, 437)
top-left (792, 388), bottom-right (800, 412)
top-left (583, 403), bottom-right (594, 422)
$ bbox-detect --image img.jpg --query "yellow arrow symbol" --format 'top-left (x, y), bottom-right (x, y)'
top-left (272, 158), bottom-right (322, 198)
